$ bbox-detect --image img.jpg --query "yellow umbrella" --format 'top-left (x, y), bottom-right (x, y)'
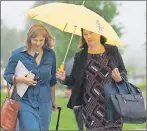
top-left (26, 1), bottom-right (123, 70)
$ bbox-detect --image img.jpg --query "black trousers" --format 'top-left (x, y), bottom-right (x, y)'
top-left (73, 106), bottom-right (83, 130)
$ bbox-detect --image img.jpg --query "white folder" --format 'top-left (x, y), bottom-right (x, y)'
top-left (15, 60), bottom-right (35, 97)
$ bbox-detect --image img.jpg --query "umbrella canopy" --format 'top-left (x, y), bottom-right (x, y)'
top-left (26, 2), bottom-right (123, 70)
top-left (26, 2), bottom-right (123, 46)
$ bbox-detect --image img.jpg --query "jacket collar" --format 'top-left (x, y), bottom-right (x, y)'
top-left (20, 46), bottom-right (52, 53)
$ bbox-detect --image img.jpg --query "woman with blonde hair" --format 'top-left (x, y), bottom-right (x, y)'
top-left (4, 23), bottom-right (57, 130)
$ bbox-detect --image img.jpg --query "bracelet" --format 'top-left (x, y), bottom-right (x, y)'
top-left (13, 75), bottom-right (17, 84)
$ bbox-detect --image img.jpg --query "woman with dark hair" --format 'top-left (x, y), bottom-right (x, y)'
top-left (4, 23), bottom-right (57, 130)
top-left (56, 28), bottom-right (127, 130)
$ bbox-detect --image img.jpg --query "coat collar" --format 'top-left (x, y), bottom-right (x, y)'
top-left (20, 46), bottom-right (52, 53)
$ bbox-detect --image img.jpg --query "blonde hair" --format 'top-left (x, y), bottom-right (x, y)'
top-left (25, 23), bottom-right (55, 49)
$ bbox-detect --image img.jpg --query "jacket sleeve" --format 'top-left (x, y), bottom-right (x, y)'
top-left (62, 53), bottom-right (78, 86)
top-left (4, 52), bottom-right (18, 86)
top-left (114, 46), bottom-right (128, 81)
top-left (50, 51), bottom-right (57, 87)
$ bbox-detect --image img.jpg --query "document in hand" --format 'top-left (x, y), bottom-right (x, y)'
top-left (15, 60), bottom-right (35, 97)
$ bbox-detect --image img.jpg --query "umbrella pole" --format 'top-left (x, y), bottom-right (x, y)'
top-left (59, 25), bottom-right (77, 70)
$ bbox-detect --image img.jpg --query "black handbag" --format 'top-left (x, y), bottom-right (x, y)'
top-left (104, 80), bottom-right (146, 124)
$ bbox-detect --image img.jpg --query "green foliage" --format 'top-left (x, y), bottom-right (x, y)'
top-left (137, 78), bottom-right (146, 89)
top-left (1, 90), bottom-right (6, 104)
top-left (123, 123), bottom-right (146, 130)
top-left (126, 66), bottom-right (136, 77)
top-left (50, 96), bottom-right (78, 130)
top-left (1, 22), bottom-right (25, 67)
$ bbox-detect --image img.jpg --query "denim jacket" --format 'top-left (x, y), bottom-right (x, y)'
top-left (4, 46), bottom-right (57, 108)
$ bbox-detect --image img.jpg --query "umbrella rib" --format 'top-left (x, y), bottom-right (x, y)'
top-left (63, 23), bottom-right (68, 32)
top-left (32, 14), bottom-right (38, 19)
top-left (62, 25), bottom-right (77, 64)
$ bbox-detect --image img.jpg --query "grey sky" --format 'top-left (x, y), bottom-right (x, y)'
top-left (113, 1), bottom-right (146, 71)
top-left (1, 1), bottom-right (146, 71)
top-left (1, 1), bottom-right (35, 30)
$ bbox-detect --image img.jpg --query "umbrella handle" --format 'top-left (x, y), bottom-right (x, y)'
top-left (59, 63), bottom-right (64, 71)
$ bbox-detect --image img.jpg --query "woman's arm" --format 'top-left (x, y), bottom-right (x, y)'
top-left (4, 52), bottom-right (18, 86)
top-left (50, 51), bottom-right (57, 87)
top-left (15, 76), bottom-right (37, 86)
top-left (50, 51), bottom-right (57, 110)
top-left (4, 52), bottom-right (37, 86)
top-left (61, 53), bottom-right (78, 86)
top-left (114, 46), bottom-right (128, 81)
top-left (51, 85), bottom-right (56, 108)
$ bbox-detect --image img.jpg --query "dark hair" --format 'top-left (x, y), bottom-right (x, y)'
top-left (78, 28), bottom-right (107, 49)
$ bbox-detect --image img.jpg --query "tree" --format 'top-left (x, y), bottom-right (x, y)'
top-left (1, 19), bottom-right (25, 67)
top-left (25, 0), bottom-right (123, 68)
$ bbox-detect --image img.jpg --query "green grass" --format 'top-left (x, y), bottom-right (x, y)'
top-left (50, 96), bottom-right (79, 130)
top-left (1, 91), bottom-right (146, 130)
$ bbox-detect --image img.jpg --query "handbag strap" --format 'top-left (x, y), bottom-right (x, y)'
top-left (115, 79), bottom-right (140, 100)
top-left (6, 83), bottom-right (11, 98)
top-left (121, 77), bottom-right (136, 94)
top-left (6, 82), bottom-right (18, 100)
top-left (114, 81), bottom-right (132, 94)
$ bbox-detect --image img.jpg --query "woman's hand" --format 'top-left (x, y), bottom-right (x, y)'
top-left (15, 76), bottom-right (37, 87)
top-left (111, 68), bottom-right (122, 82)
top-left (52, 103), bottom-right (57, 111)
top-left (56, 69), bottom-right (66, 81)
top-left (23, 77), bottom-right (37, 86)
top-left (73, 105), bottom-right (82, 109)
